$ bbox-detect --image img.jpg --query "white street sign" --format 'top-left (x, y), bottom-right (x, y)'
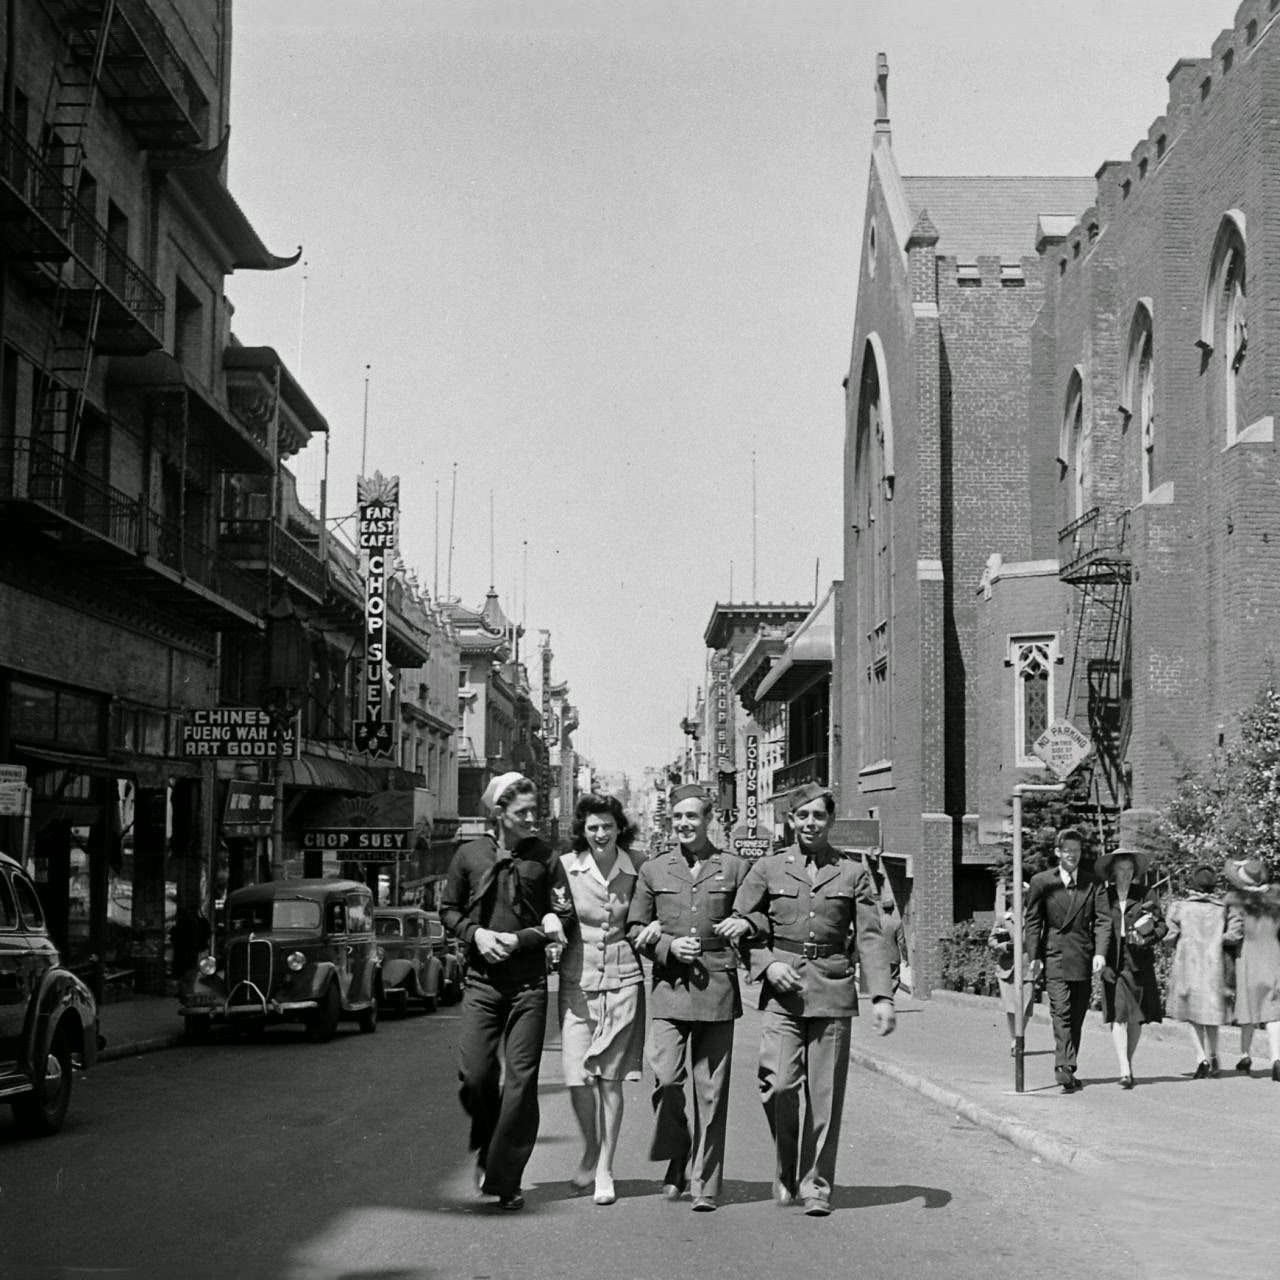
top-left (0, 764), bottom-right (28, 817)
top-left (1030, 719), bottom-right (1093, 780)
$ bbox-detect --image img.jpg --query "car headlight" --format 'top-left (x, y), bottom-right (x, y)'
top-left (376, 946), bottom-right (385, 963)
top-left (286, 951), bottom-right (305, 972)
top-left (198, 955), bottom-right (217, 976)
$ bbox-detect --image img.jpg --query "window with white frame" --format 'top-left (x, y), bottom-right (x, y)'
top-left (1011, 636), bottom-right (1056, 765)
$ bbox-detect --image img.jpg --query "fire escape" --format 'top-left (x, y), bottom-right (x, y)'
top-left (1058, 506), bottom-right (1133, 812)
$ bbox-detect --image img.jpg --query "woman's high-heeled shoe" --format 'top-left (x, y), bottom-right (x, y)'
top-left (1236, 1056), bottom-right (1253, 1073)
top-left (593, 1174), bottom-right (616, 1206)
top-left (568, 1170), bottom-right (594, 1196)
top-left (1192, 1059), bottom-right (1211, 1078)
top-left (1208, 1056), bottom-right (1221, 1078)
top-left (1118, 1074), bottom-right (1134, 1089)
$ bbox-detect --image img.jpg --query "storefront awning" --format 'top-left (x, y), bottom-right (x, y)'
top-left (277, 756), bottom-right (378, 793)
top-left (754, 588), bottom-right (835, 704)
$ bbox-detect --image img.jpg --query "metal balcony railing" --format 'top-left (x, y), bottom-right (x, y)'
top-left (0, 111), bottom-right (72, 242)
top-left (1, 436), bottom-right (140, 549)
top-left (218, 517), bottom-right (328, 601)
top-left (1, 436), bottom-right (260, 617)
top-left (1058, 507), bottom-right (1132, 584)
top-left (773, 752), bottom-right (829, 794)
top-left (143, 510), bottom-right (262, 615)
top-left (65, 194), bottom-right (165, 343)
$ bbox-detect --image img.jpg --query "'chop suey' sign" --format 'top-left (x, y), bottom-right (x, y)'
top-left (354, 473), bottom-right (398, 759)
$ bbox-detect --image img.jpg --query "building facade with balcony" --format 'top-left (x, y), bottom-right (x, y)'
top-left (701, 601), bottom-right (811, 850)
top-left (0, 1), bottom-right (438, 993)
top-left (0, 0), bottom-right (301, 995)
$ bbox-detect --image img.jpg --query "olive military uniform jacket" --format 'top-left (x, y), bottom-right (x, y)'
top-left (626, 844), bottom-right (750, 1022)
top-left (732, 845), bottom-right (893, 1019)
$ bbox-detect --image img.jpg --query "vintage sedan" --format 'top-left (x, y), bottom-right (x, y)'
top-left (426, 910), bottom-right (464, 1005)
top-left (1, 851), bottom-right (99, 1135)
top-left (178, 878), bottom-right (381, 1042)
top-left (374, 907), bottom-right (445, 1013)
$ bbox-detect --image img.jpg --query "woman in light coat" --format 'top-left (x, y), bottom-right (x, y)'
top-left (1165, 862), bottom-right (1242, 1077)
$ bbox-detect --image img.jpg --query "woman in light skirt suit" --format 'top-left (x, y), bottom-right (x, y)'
top-left (558, 793), bottom-right (649, 1204)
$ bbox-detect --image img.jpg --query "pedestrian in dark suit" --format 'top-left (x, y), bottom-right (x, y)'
top-left (626, 783), bottom-right (751, 1212)
top-left (1024, 826), bottom-right (1111, 1092)
top-left (440, 772), bottom-right (574, 1211)
top-left (732, 783), bottom-right (895, 1216)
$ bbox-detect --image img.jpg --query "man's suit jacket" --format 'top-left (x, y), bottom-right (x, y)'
top-left (626, 844), bottom-right (749, 1022)
top-left (1023, 867), bottom-right (1112, 983)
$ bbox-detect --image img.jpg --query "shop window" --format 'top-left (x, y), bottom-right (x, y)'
top-left (10, 678), bottom-right (107, 753)
top-left (1011, 636), bottom-right (1056, 765)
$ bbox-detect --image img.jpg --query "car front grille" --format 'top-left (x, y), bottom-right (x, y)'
top-left (227, 937), bottom-right (273, 993)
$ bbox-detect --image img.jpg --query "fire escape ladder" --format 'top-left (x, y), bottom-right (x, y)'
top-left (1084, 578), bottom-right (1132, 809)
top-left (39, 0), bottom-right (117, 194)
top-left (34, 279), bottom-right (103, 458)
top-left (1058, 506), bottom-right (1133, 813)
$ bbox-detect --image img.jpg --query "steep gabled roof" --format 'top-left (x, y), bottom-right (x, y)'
top-left (901, 176), bottom-right (1096, 261)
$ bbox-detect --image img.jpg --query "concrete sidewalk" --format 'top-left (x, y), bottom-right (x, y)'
top-left (94, 984), bottom-right (1275, 1177)
top-left (850, 988), bottom-right (1275, 1171)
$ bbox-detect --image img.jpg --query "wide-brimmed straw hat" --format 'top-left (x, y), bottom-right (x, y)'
top-left (1094, 808), bottom-right (1164, 883)
top-left (1224, 856), bottom-right (1272, 892)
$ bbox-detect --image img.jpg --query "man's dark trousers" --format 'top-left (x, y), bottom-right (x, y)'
top-left (457, 977), bottom-right (548, 1198)
top-left (1045, 977), bottom-right (1090, 1076)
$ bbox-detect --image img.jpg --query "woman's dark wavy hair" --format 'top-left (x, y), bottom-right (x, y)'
top-left (571, 792), bottom-right (638, 852)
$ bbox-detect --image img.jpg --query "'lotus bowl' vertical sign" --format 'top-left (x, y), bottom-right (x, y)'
top-left (355, 472), bottom-right (399, 758)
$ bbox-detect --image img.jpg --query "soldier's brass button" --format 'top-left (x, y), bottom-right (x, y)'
top-left (809, 931), bottom-right (816, 938)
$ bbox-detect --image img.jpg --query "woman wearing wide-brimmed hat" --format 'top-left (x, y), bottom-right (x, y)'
top-left (1224, 855), bottom-right (1280, 1081)
top-left (1095, 831), bottom-right (1167, 1089)
top-left (1165, 864), bottom-right (1244, 1077)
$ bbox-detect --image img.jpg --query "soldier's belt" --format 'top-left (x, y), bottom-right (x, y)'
top-left (772, 939), bottom-right (842, 959)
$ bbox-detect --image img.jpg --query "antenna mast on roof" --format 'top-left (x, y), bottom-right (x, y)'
top-left (752, 449), bottom-right (758, 599)
top-left (360, 364), bottom-right (371, 476)
top-left (433, 480), bottom-right (440, 600)
top-left (446, 462), bottom-right (458, 601)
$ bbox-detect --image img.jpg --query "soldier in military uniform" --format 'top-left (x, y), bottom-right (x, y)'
top-left (732, 782), bottom-right (895, 1216)
top-left (626, 783), bottom-right (751, 1212)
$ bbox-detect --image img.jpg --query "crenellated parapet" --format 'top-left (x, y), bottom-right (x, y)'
top-left (1041, 0), bottom-right (1278, 276)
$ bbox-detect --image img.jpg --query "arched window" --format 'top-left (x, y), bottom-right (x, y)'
top-left (1201, 212), bottom-right (1255, 445)
top-left (1123, 303), bottom-right (1157, 496)
top-left (1060, 369), bottom-right (1088, 520)
top-left (854, 338), bottom-right (894, 765)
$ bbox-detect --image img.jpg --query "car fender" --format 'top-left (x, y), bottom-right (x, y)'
top-left (24, 968), bottom-right (97, 1075)
top-left (300, 960), bottom-right (341, 1001)
top-left (380, 957), bottom-right (415, 989)
top-left (424, 956), bottom-right (443, 998)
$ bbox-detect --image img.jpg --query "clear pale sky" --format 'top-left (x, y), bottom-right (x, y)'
top-left (225, 0), bottom-right (1239, 783)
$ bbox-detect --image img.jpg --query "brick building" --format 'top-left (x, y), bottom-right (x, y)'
top-left (843, 5), bottom-right (1280, 994)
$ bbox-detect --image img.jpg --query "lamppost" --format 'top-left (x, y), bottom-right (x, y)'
top-left (265, 592), bottom-right (308, 880)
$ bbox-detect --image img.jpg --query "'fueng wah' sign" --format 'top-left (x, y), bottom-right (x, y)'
top-left (354, 473), bottom-right (398, 759)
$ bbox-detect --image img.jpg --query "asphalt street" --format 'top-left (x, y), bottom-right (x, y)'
top-left (0, 999), bottom-right (1135, 1280)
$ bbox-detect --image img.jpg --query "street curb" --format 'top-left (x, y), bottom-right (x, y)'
top-left (847, 1041), bottom-right (1107, 1172)
top-left (927, 986), bottom-right (1185, 1043)
top-left (99, 1033), bottom-right (184, 1063)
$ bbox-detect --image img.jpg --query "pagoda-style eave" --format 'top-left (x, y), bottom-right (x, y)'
top-left (151, 131), bottom-right (301, 272)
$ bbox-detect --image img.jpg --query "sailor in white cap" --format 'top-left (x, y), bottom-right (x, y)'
top-left (440, 771), bottom-right (573, 1210)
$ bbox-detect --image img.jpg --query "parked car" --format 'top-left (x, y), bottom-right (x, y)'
top-left (178, 878), bottom-right (381, 1042)
top-left (374, 908), bottom-right (444, 1013)
top-left (425, 910), bottom-right (464, 1005)
top-left (0, 851), bottom-right (99, 1135)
